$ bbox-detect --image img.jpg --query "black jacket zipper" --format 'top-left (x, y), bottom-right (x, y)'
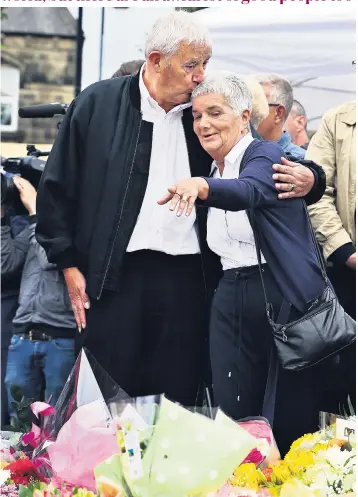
top-left (96, 120), bottom-right (143, 300)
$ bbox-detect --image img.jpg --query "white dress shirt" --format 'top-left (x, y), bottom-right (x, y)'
top-left (127, 65), bottom-right (200, 255)
top-left (207, 133), bottom-right (266, 270)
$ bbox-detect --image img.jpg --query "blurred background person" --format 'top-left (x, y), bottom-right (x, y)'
top-left (1, 176), bottom-right (29, 427)
top-left (285, 99), bottom-right (310, 149)
top-left (4, 177), bottom-right (76, 416)
top-left (243, 75), bottom-right (269, 136)
top-left (111, 59), bottom-right (145, 78)
top-left (254, 74), bottom-right (306, 160)
top-left (306, 101), bottom-right (356, 412)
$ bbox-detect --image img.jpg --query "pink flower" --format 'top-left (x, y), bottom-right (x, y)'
top-left (22, 423), bottom-right (41, 448)
top-left (242, 448), bottom-right (264, 466)
top-left (30, 402), bottom-right (56, 419)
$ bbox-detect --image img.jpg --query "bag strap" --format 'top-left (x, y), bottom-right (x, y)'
top-left (302, 202), bottom-right (329, 284)
top-left (247, 209), bottom-right (275, 322)
top-left (262, 299), bottom-right (292, 425)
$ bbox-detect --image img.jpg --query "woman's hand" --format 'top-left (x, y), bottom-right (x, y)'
top-left (157, 177), bottom-right (209, 217)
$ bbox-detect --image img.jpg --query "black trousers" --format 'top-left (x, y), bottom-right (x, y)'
top-left (210, 265), bottom-right (323, 455)
top-left (321, 264), bottom-right (356, 413)
top-left (77, 250), bottom-right (209, 406)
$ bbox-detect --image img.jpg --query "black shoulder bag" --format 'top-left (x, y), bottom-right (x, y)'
top-left (248, 206), bottom-right (356, 372)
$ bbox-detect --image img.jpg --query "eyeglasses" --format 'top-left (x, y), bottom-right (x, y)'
top-left (268, 103), bottom-right (280, 107)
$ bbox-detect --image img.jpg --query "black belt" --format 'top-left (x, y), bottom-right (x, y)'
top-left (17, 330), bottom-right (52, 341)
top-left (14, 328), bottom-right (75, 341)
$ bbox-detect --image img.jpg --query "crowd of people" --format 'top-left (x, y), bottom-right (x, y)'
top-left (1, 11), bottom-right (355, 457)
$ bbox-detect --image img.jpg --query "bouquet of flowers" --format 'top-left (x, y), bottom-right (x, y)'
top-left (224, 415), bottom-right (356, 497)
top-left (95, 396), bottom-right (258, 497)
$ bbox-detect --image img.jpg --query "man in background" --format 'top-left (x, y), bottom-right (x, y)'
top-left (1, 194), bottom-right (29, 427)
top-left (254, 74), bottom-right (306, 160)
top-left (111, 59), bottom-right (145, 78)
top-left (285, 99), bottom-right (310, 149)
top-left (307, 101), bottom-right (356, 412)
top-left (4, 177), bottom-right (76, 415)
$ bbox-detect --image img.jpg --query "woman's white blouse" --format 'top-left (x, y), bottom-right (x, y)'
top-left (207, 133), bottom-right (266, 270)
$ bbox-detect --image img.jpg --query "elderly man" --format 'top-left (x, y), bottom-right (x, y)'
top-left (285, 99), bottom-right (310, 149)
top-left (36, 12), bottom-right (325, 405)
top-left (254, 74), bottom-right (306, 160)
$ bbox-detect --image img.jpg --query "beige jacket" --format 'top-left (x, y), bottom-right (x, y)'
top-left (306, 102), bottom-right (356, 261)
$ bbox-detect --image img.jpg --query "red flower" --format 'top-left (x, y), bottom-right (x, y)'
top-left (4, 457), bottom-right (46, 485)
top-left (262, 467), bottom-right (273, 482)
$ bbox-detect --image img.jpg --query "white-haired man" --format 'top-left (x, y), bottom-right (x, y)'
top-left (36, 12), bottom-right (325, 405)
top-left (254, 74), bottom-right (306, 160)
top-left (285, 100), bottom-right (310, 149)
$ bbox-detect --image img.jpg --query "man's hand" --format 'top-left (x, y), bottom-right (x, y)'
top-left (13, 177), bottom-right (37, 215)
top-left (346, 253), bottom-right (356, 270)
top-left (272, 157), bottom-right (315, 200)
top-left (63, 267), bottom-right (90, 331)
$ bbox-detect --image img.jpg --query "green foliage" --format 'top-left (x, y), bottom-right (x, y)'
top-left (3, 385), bottom-right (36, 444)
top-left (19, 482), bottom-right (43, 497)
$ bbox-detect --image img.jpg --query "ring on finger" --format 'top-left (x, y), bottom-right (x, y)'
top-left (290, 183), bottom-right (295, 192)
top-left (181, 195), bottom-right (189, 203)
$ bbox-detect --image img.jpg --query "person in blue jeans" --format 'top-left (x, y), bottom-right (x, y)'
top-left (1, 207), bottom-right (29, 427)
top-left (4, 177), bottom-right (75, 415)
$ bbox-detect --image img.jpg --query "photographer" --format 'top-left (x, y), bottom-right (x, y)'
top-left (1, 198), bottom-right (29, 427)
top-left (4, 177), bottom-right (76, 416)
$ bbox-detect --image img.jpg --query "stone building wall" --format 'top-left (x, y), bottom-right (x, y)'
top-left (1, 34), bottom-right (76, 144)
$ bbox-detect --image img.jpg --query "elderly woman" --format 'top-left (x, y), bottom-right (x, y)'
top-left (158, 73), bottom-right (326, 453)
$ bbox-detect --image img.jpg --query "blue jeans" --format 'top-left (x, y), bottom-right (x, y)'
top-left (5, 335), bottom-right (75, 417)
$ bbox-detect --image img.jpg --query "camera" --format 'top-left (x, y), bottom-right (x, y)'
top-left (1, 146), bottom-right (47, 215)
top-left (1, 103), bottom-right (68, 215)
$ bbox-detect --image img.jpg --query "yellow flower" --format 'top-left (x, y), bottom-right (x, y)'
top-left (284, 449), bottom-right (315, 474)
top-left (76, 489), bottom-right (97, 497)
top-left (269, 461), bottom-right (292, 483)
top-left (288, 432), bottom-right (320, 453)
top-left (232, 463), bottom-right (260, 489)
top-left (267, 488), bottom-right (281, 497)
top-left (280, 479), bottom-right (323, 497)
top-left (311, 442), bottom-right (330, 454)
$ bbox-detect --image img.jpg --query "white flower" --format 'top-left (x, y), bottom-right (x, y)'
top-left (317, 446), bottom-right (352, 468)
top-left (0, 469), bottom-right (11, 485)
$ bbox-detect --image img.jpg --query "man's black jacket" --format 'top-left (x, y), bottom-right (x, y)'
top-left (36, 71), bottom-right (326, 301)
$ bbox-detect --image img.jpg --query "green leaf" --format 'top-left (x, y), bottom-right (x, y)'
top-left (17, 407), bottom-right (31, 423)
top-left (10, 384), bottom-right (24, 402)
top-left (18, 485), bottom-right (34, 497)
top-left (21, 398), bottom-right (34, 408)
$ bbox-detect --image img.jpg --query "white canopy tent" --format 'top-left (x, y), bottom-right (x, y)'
top-left (194, 4), bottom-right (356, 129)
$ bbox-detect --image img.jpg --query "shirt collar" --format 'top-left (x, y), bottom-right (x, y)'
top-left (139, 64), bottom-right (192, 116)
top-left (277, 130), bottom-right (292, 148)
top-left (210, 132), bottom-right (254, 175)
